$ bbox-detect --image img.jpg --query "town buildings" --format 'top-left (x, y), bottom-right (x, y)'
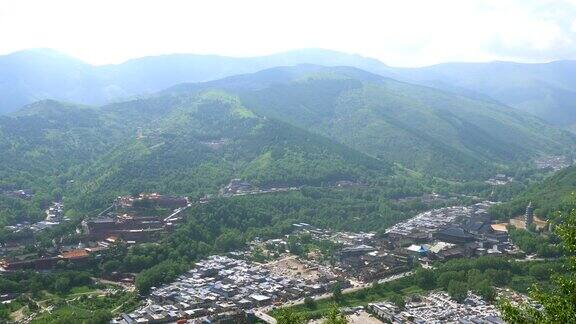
top-left (534, 155), bottom-right (572, 172)
top-left (369, 292), bottom-right (504, 323)
top-left (381, 202), bottom-right (519, 262)
top-left (525, 202), bottom-right (534, 228)
top-left (119, 255), bottom-right (339, 323)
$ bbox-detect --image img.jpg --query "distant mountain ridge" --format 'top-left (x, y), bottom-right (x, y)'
top-left (0, 48), bottom-right (395, 114)
top-left (395, 61), bottom-right (576, 128)
top-left (2, 48), bottom-right (575, 129)
top-left (3, 65), bottom-right (574, 194)
top-left (171, 65), bottom-right (576, 179)
top-left (0, 85), bottom-right (392, 212)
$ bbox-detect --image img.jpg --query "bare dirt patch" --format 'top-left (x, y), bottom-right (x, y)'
top-left (263, 256), bottom-right (323, 281)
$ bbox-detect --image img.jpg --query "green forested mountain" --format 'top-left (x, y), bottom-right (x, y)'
top-left (0, 99), bottom-right (133, 224)
top-left (0, 49), bottom-right (576, 132)
top-left (3, 49), bottom-right (576, 132)
top-left (0, 100), bottom-right (129, 190)
top-left (70, 91), bottom-right (390, 210)
top-left (0, 49), bottom-right (394, 114)
top-left (491, 165), bottom-right (576, 220)
top-left (0, 89), bottom-right (390, 218)
top-left (1, 65), bottom-right (575, 223)
top-left (168, 65), bottom-right (576, 179)
top-left (395, 61), bottom-right (576, 129)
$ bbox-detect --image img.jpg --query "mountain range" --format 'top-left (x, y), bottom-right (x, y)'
top-left (1, 65), bottom-right (575, 213)
top-left (166, 65), bottom-right (576, 178)
top-left (2, 48), bottom-right (576, 130)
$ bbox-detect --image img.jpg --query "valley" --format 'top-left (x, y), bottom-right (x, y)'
top-left (0, 50), bottom-right (575, 324)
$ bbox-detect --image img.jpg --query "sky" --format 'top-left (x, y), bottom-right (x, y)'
top-left (0, 0), bottom-right (575, 67)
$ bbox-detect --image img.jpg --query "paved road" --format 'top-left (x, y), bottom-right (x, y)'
top-left (254, 310), bottom-right (277, 324)
top-left (91, 277), bottom-right (135, 291)
top-left (515, 256), bottom-right (560, 262)
top-left (278, 271), bottom-right (413, 308)
top-left (259, 271), bottom-right (414, 323)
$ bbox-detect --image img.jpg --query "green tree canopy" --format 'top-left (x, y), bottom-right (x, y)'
top-left (499, 204), bottom-right (576, 323)
top-left (324, 303), bottom-right (348, 324)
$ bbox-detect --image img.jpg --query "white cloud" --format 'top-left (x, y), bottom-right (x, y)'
top-left (0, 0), bottom-right (574, 66)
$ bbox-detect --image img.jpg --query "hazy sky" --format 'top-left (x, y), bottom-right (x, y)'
top-left (1, 0), bottom-right (575, 66)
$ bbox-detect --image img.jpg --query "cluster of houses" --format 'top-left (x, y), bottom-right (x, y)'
top-left (4, 201), bottom-right (66, 234)
top-left (111, 200), bottom-right (528, 323)
top-left (1, 188), bottom-right (34, 200)
top-left (115, 193), bottom-right (189, 209)
top-left (534, 155), bottom-right (572, 171)
top-left (219, 179), bottom-right (300, 198)
top-left (485, 174), bottom-right (513, 186)
top-left (287, 225), bottom-right (415, 283)
top-left (322, 231), bottom-right (412, 282)
top-left (0, 240), bottom-right (109, 271)
top-left (118, 255), bottom-right (339, 323)
top-left (82, 193), bottom-right (190, 242)
top-left (383, 202), bottom-right (520, 264)
top-left (289, 202), bottom-right (520, 284)
top-left (1, 193), bottom-right (189, 272)
top-left (369, 292), bottom-right (504, 323)
top-left (220, 179), bottom-right (255, 196)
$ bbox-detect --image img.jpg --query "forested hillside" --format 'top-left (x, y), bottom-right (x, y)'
top-left (0, 100), bottom-right (133, 224)
top-left (69, 91), bottom-right (390, 211)
top-left (0, 89), bottom-right (390, 222)
top-left (491, 165), bottom-right (576, 220)
top-left (1, 65), bottom-right (575, 224)
top-left (169, 65), bottom-right (576, 179)
top-left (3, 49), bottom-right (576, 133)
top-left (0, 49), bottom-right (394, 114)
top-left (397, 61), bottom-right (576, 128)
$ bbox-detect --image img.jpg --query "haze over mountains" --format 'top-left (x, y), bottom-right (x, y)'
top-left (2, 48), bottom-right (576, 131)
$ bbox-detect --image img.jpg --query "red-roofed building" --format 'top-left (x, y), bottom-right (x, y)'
top-left (60, 249), bottom-right (89, 260)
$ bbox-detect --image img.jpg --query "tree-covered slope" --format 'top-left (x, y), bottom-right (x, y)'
top-left (396, 60), bottom-right (576, 128)
top-left (0, 100), bottom-right (130, 189)
top-left (169, 65), bottom-right (576, 179)
top-left (2, 64), bottom-right (575, 222)
top-left (4, 48), bottom-right (576, 132)
top-left (0, 90), bottom-right (391, 216)
top-left (491, 165), bottom-right (576, 220)
top-left (0, 49), bottom-right (394, 114)
top-left (0, 99), bottom-right (137, 224)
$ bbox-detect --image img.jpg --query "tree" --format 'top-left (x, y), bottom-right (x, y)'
top-left (324, 303), bottom-right (348, 324)
top-left (389, 293), bottom-right (406, 309)
top-left (414, 268), bottom-right (436, 289)
top-left (499, 205), bottom-right (576, 323)
top-left (53, 276), bottom-right (71, 294)
top-left (304, 296), bottom-right (316, 309)
top-left (88, 309), bottom-right (112, 324)
top-left (447, 280), bottom-right (468, 303)
top-left (102, 260), bottom-right (121, 274)
top-left (275, 308), bottom-right (306, 324)
top-left (214, 229), bottom-right (244, 252)
top-left (332, 282), bottom-right (343, 302)
top-left (135, 260), bottom-right (188, 294)
top-left (529, 264), bottom-right (552, 281)
top-left (474, 280), bottom-right (496, 302)
top-left (437, 270), bottom-right (464, 289)
top-left (492, 270), bottom-right (512, 286)
top-left (0, 305), bottom-right (9, 321)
